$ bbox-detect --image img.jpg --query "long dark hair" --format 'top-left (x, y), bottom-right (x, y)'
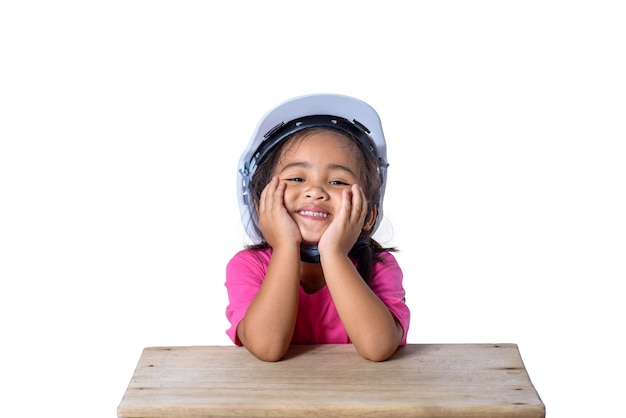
top-left (247, 127), bottom-right (397, 284)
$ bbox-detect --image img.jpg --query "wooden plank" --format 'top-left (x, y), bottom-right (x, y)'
top-left (117, 344), bottom-right (545, 418)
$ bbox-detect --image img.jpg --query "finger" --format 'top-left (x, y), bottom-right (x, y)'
top-left (274, 179), bottom-right (286, 202)
top-left (340, 188), bottom-right (353, 222)
top-left (270, 180), bottom-right (287, 214)
top-left (351, 184), bottom-right (367, 224)
top-left (258, 178), bottom-right (271, 211)
top-left (259, 176), bottom-right (279, 212)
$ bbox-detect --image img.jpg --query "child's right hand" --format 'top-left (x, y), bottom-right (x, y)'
top-left (258, 176), bottom-right (302, 249)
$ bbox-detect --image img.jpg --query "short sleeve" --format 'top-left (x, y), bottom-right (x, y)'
top-left (369, 252), bottom-right (411, 345)
top-left (224, 249), bottom-right (271, 345)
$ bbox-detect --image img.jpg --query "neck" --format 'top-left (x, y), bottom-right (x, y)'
top-left (299, 260), bottom-right (325, 294)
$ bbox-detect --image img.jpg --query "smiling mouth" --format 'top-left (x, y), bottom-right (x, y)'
top-left (296, 210), bottom-right (330, 218)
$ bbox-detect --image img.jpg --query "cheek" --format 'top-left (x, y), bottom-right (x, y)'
top-left (281, 185), bottom-right (298, 205)
top-left (328, 189), bottom-right (346, 201)
top-left (327, 189), bottom-right (348, 210)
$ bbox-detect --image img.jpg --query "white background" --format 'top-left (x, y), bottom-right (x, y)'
top-left (1, 1), bottom-right (624, 417)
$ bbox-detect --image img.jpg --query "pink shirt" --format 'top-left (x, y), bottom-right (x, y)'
top-left (225, 248), bottom-right (410, 346)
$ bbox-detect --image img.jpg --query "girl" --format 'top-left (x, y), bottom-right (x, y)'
top-left (226, 94), bottom-right (410, 362)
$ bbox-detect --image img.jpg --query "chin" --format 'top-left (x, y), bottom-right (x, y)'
top-left (300, 233), bottom-right (323, 245)
top-left (301, 238), bottom-right (320, 245)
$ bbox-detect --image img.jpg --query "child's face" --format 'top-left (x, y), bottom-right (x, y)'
top-left (272, 130), bottom-right (364, 245)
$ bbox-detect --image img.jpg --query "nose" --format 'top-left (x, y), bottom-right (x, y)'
top-left (305, 183), bottom-right (328, 200)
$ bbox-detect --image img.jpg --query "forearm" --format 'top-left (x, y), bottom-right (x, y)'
top-left (322, 253), bottom-right (403, 361)
top-left (237, 247), bottom-right (300, 361)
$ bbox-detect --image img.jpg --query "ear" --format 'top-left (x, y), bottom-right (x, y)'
top-left (362, 205), bottom-right (378, 232)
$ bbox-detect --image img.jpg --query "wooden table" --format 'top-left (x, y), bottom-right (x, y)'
top-left (117, 344), bottom-right (545, 418)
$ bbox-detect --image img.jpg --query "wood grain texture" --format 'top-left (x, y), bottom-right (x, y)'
top-left (117, 344), bottom-right (545, 418)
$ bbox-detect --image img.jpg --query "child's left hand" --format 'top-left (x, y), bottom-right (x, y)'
top-left (318, 184), bottom-right (367, 257)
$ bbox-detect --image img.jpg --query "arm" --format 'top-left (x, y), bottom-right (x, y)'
top-left (237, 178), bottom-right (302, 361)
top-left (237, 246), bottom-right (300, 361)
top-left (322, 252), bottom-right (403, 361)
top-left (318, 185), bottom-right (403, 361)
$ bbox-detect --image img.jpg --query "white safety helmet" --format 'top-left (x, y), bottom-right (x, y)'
top-left (237, 93), bottom-right (389, 245)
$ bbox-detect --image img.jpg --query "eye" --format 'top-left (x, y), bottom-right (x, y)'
top-left (286, 177), bottom-right (304, 183)
top-left (330, 180), bottom-right (350, 186)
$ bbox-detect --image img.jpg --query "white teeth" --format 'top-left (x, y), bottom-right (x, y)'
top-left (297, 210), bottom-right (329, 218)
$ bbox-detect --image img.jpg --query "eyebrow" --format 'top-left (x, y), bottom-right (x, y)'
top-left (278, 161), bottom-right (358, 178)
